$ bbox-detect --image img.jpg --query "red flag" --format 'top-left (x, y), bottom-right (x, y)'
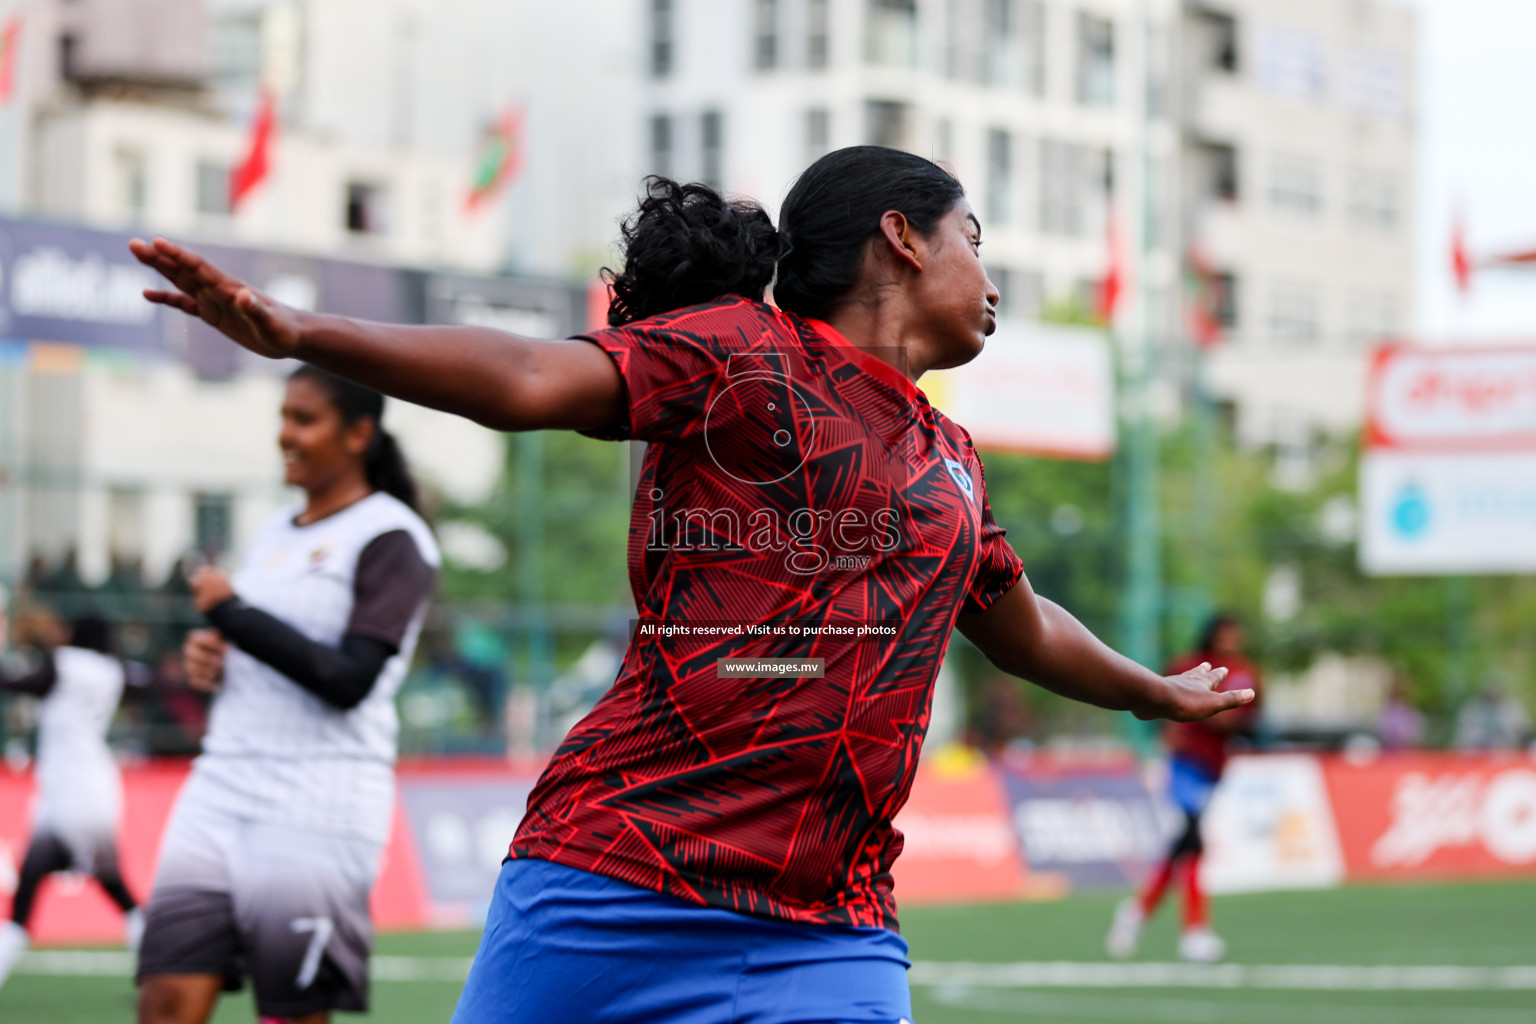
top-left (1485, 247), bottom-right (1536, 266)
top-left (1095, 213), bottom-right (1124, 324)
top-left (465, 106), bottom-right (525, 212)
top-left (1451, 214), bottom-right (1473, 295)
top-left (230, 90), bottom-right (277, 210)
top-left (1186, 248), bottom-right (1223, 349)
top-left (0, 17), bottom-right (21, 105)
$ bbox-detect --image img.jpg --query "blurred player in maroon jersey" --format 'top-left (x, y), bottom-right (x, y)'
top-left (1107, 613), bottom-right (1261, 963)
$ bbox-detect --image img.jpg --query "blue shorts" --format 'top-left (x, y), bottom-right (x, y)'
top-left (1168, 755), bottom-right (1219, 817)
top-left (450, 859), bottom-right (913, 1024)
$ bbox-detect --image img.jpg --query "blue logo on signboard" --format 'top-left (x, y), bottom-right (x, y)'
top-left (1392, 484), bottom-right (1430, 539)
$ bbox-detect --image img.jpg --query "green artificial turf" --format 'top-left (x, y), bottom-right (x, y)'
top-left (3, 881), bottom-right (1532, 1023)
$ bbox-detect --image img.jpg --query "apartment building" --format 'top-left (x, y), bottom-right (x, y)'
top-left (636, 0), bottom-right (1415, 442)
top-left (1183, 0), bottom-right (1416, 444)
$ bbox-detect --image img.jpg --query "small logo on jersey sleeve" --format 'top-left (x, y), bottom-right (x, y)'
top-left (944, 458), bottom-right (976, 504)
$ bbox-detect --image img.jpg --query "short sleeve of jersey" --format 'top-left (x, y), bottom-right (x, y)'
top-left (346, 530), bottom-right (438, 649)
top-left (962, 451), bottom-right (1025, 615)
top-left (575, 309), bottom-right (732, 443)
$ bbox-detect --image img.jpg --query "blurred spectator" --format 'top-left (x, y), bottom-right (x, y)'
top-left (1376, 676), bottom-right (1427, 751)
top-left (963, 676), bottom-right (1031, 762)
top-left (1453, 681), bottom-right (1532, 752)
top-left (34, 549), bottom-right (85, 606)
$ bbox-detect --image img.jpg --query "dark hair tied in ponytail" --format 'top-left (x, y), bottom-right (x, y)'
top-left (604, 177), bottom-right (789, 327)
top-left (289, 365), bottom-right (420, 512)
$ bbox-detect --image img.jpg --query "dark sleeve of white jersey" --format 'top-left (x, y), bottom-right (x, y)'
top-left (206, 530), bottom-right (437, 711)
top-left (0, 648), bottom-right (58, 697)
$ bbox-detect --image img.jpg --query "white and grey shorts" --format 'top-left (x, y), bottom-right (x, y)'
top-left (135, 783), bottom-right (384, 1018)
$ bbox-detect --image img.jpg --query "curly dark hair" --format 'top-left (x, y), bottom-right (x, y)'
top-left (602, 148), bottom-right (966, 327)
top-left (604, 178), bottom-right (786, 327)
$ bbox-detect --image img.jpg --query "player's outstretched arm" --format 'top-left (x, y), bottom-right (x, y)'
top-left (129, 237), bottom-right (625, 432)
top-left (956, 576), bottom-right (1254, 722)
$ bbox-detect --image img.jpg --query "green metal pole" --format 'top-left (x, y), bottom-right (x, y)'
top-left (1117, 0), bottom-right (1162, 754)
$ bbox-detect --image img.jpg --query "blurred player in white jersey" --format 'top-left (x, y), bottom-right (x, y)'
top-left (0, 610), bottom-right (146, 991)
top-left (135, 366), bottom-right (438, 1024)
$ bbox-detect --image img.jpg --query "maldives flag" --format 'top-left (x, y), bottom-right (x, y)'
top-left (1186, 248), bottom-right (1223, 348)
top-left (1451, 214), bottom-right (1473, 294)
top-left (1095, 213), bottom-right (1125, 324)
top-left (465, 106), bottom-right (525, 212)
top-left (0, 16), bottom-right (21, 105)
top-left (230, 89), bottom-right (277, 210)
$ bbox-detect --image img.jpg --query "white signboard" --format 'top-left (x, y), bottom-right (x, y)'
top-left (1201, 755), bottom-right (1345, 894)
top-left (1361, 346), bottom-right (1536, 576)
top-left (927, 321), bottom-right (1115, 461)
top-left (1368, 347), bottom-right (1536, 450)
top-left (1360, 451), bottom-right (1536, 575)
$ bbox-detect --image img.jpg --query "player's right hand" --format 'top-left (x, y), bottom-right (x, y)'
top-left (129, 237), bottom-right (304, 359)
top-left (1158, 662), bottom-right (1255, 722)
top-left (183, 628), bottom-right (228, 693)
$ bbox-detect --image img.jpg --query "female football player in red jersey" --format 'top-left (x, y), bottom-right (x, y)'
top-left (1107, 613), bottom-right (1262, 964)
top-left (133, 146), bottom-right (1252, 1024)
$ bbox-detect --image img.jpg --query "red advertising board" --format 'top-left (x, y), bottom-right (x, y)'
top-left (1322, 753), bottom-right (1536, 881)
top-left (8, 753), bottom-right (1533, 947)
top-left (1366, 345), bottom-right (1536, 452)
top-left (890, 760), bottom-right (1028, 904)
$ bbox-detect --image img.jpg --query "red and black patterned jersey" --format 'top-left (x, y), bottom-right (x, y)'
top-left (510, 297), bottom-right (1024, 930)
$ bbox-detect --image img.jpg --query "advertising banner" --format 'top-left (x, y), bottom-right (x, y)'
top-left (1359, 450), bottom-right (1536, 574)
top-left (0, 219), bottom-right (166, 354)
top-left (999, 762), bottom-right (1170, 890)
top-left (1322, 753), bottom-right (1536, 880)
top-left (927, 321), bottom-right (1116, 461)
top-left (1200, 754), bottom-right (1346, 894)
top-left (395, 765), bottom-right (539, 926)
top-left (890, 762), bottom-right (1027, 903)
top-left (1361, 345), bottom-right (1536, 576)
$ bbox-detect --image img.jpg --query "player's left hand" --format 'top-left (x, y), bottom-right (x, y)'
top-left (189, 567), bottom-right (237, 614)
top-left (1158, 662), bottom-right (1255, 722)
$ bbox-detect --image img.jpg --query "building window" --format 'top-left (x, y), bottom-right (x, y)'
top-left (1039, 138), bottom-right (1087, 236)
top-left (1203, 10), bottom-right (1239, 73)
top-left (194, 493), bottom-right (234, 561)
top-left (944, 0), bottom-right (965, 79)
top-left (1268, 282), bottom-right (1321, 346)
top-left (865, 99), bottom-right (911, 150)
top-left (196, 159), bottom-right (232, 216)
top-left (1021, 0), bottom-right (1047, 96)
top-left (211, 10), bottom-right (263, 95)
top-left (701, 110), bottom-right (724, 190)
top-left (982, 0), bottom-right (1014, 88)
top-left (650, 114), bottom-right (674, 176)
top-left (865, 0), bottom-right (918, 68)
top-left (754, 0), bottom-right (779, 70)
top-left (1076, 12), bottom-right (1115, 108)
top-left (987, 128), bottom-right (1012, 225)
top-left (1347, 168), bottom-right (1398, 230)
top-left (934, 118), bottom-right (954, 163)
top-left (650, 0), bottom-right (674, 78)
top-left (1214, 272), bottom-right (1239, 329)
top-left (1198, 141), bottom-right (1239, 202)
top-left (987, 265), bottom-right (1012, 310)
top-left (805, 108), bottom-right (831, 163)
top-left (807, 0), bottom-right (831, 69)
top-left (345, 181), bottom-right (389, 235)
top-left (1269, 154), bottom-right (1323, 217)
top-left (1346, 291), bottom-right (1400, 350)
top-left (117, 147), bottom-right (148, 221)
